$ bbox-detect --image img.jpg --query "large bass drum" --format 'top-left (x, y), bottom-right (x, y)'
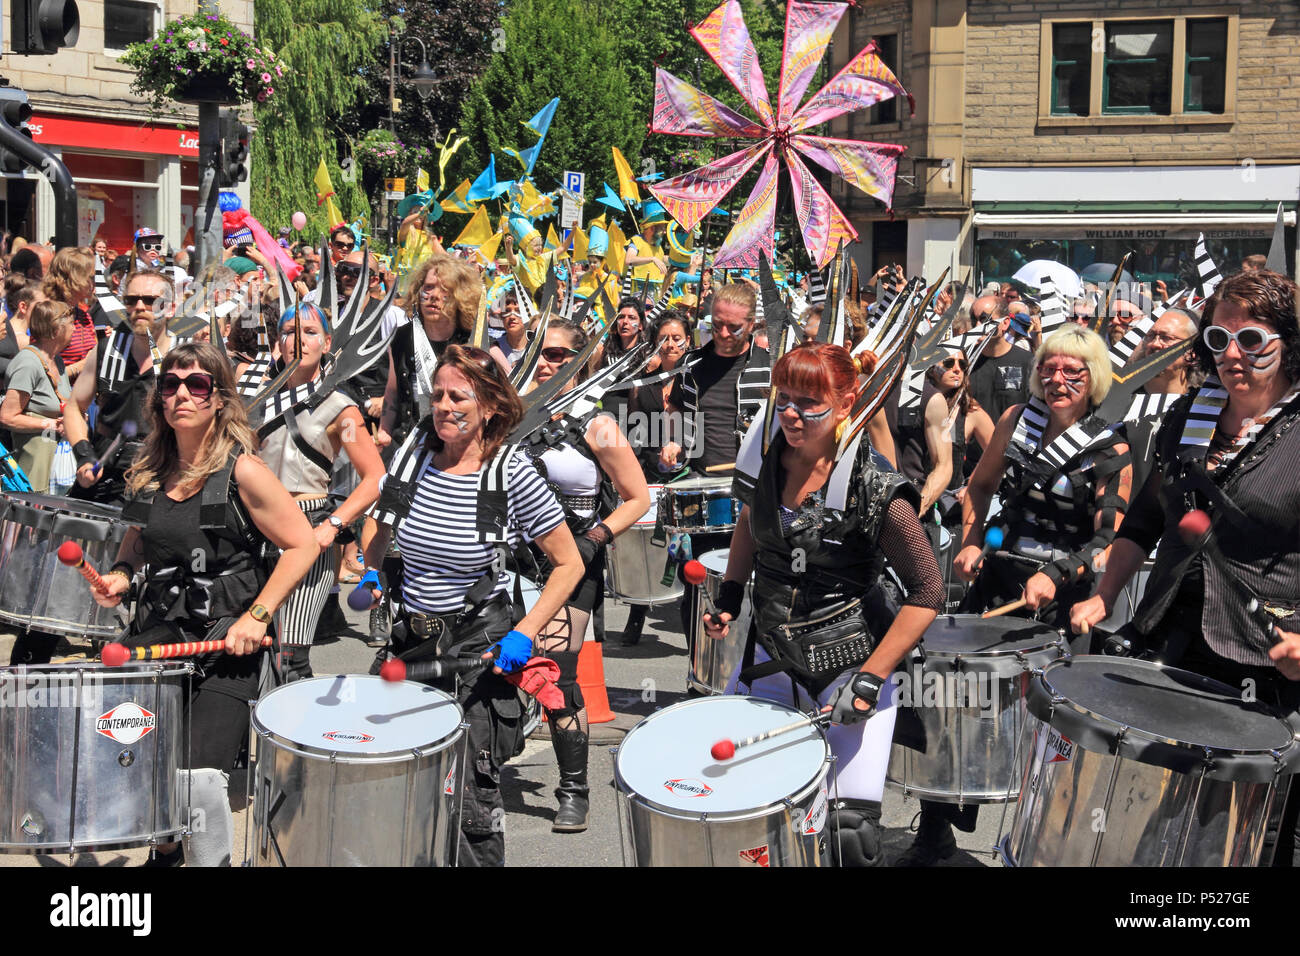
top-left (1000, 656), bottom-right (1300, 867)
top-left (887, 615), bottom-right (1067, 805)
top-left (614, 696), bottom-right (833, 867)
top-left (249, 675), bottom-right (467, 867)
top-left (0, 661), bottom-right (193, 853)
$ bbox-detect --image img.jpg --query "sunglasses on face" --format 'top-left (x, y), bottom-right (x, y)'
top-left (139, 241), bottom-right (164, 253)
top-left (332, 239), bottom-right (355, 251)
top-left (160, 372), bottom-right (215, 401)
top-left (1202, 325), bottom-right (1281, 355)
top-left (336, 263), bottom-right (361, 280)
top-left (939, 356), bottom-right (968, 371)
top-left (541, 346), bottom-right (579, 363)
top-left (124, 294), bottom-right (162, 307)
top-left (972, 313), bottom-right (992, 323)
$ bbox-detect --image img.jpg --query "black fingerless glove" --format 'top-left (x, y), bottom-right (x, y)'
top-left (584, 521), bottom-right (614, 547)
top-left (73, 440), bottom-right (96, 470)
top-left (715, 580), bottom-right (745, 618)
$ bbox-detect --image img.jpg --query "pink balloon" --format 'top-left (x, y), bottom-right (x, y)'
top-left (291, 211), bottom-right (307, 231)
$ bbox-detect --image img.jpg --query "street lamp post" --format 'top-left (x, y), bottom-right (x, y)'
top-left (385, 35), bottom-right (439, 241)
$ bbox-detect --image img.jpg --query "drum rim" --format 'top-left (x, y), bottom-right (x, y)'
top-left (1, 493), bottom-right (126, 519)
top-left (1036, 656), bottom-right (1299, 760)
top-left (613, 694), bottom-right (832, 818)
top-left (251, 676), bottom-right (467, 762)
top-left (0, 826), bottom-right (189, 855)
top-left (916, 615), bottom-right (1067, 664)
top-left (0, 661), bottom-right (196, 679)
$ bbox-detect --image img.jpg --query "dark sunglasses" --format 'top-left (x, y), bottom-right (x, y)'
top-left (939, 356), bottom-right (968, 371)
top-left (124, 294), bottom-right (162, 307)
top-left (541, 346), bottom-right (579, 362)
top-left (972, 312), bottom-right (992, 323)
top-left (331, 239), bottom-right (356, 251)
top-left (336, 263), bottom-right (362, 280)
top-left (159, 372), bottom-right (215, 401)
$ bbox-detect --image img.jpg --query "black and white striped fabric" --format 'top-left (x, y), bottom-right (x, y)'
top-left (1194, 232), bottom-right (1222, 300)
top-left (807, 267), bottom-right (826, 306)
top-left (391, 454), bottom-right (564, 614)
top-left (94, 266), bottom-right (126, 317)
top-left (237, 355), bottom-right (274, 398)
top-left (1037, 276), bottom-right (1067, 336)
top-left (275, 498), bottom-right (337, 647)
top-left (675, 346), bottom-right (769, 456)
top-left (644, 280), bottom-right (676, 326)
top-left (97, 325), bottom-right (134, 394)
top-left (1009, 396), bottom-right (1050, 453)
top-left (1108, 310), bottom-right (1156, 367)
top-left (256, 379), bottom-right (320, 432)
top-left (1177, 376), bottom-right (1300, 469)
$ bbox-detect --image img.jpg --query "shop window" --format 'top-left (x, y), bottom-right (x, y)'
top-left (105, 0), bottom-right (158, 52)
top-left (1040, 16), bottom-right (1234, 122)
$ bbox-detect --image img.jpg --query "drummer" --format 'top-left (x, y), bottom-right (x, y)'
top-left (93, 342), bottom-right (318, 866)
top-left (1071, 268), bottom-right (1300, 864)
top-left (704, 342), bottom-right (943, 866)
top-left (362, 344), bottom-right (584, 866)
top-left (519, 318), bottom-right (650, 832)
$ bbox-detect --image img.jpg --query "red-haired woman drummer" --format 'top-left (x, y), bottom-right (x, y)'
top-left (704, 342), bottom-right (944, 866)
top-left (94, 343), bottom-right (318, 866)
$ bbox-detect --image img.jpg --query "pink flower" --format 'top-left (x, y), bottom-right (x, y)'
top-left (274, 65), bottom-right (282, 76)
top-left (246, 58), bottom-right (256, 69)
top-left (187, 40), bottom-right (198, 50)
top-left (261, 72), bottom-right (271, 83)
top-left (257, 90), bottom-right (268, 102)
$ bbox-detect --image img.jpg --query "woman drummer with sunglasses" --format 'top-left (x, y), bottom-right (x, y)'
top-left (256, 303), bottom-right (385, 680)
top-left (519, 319), bottom-right (650, 832)
top-left (361, 344), bottom-right (584, 865)
top-left (92, 343), bottom-right (319, 866)
top-left (1071, 271), bottom-right (1300, 861)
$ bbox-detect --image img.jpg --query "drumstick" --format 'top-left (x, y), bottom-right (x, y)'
top-left (91, 421), bottom-right (138, 476)
top-left (379, 651), bottom-right (494, 683)
top-left (981, 597), bottom-right (1027, 619)
top-left (100, 636), bottom-right (272, 666)
top-left (56, 541), bottom-right (111, 596)
top-left (681, 559), bottom-right (722, 621)
top-left (710, 711), bottom-right (831, 761)
top-left (703, 462), bottom-right (735, 473)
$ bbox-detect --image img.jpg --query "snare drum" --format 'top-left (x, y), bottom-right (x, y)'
top-left (688, 549), bottom-right (751, 695)
top-left (606, 485), bottom-right (684, 606)
top-left (0, 661), bottom-right (193, 853)
top-left (0, 493), bottom-right (131, 639)
top-left (614, 696), bottom-right (834, 867)
top-left (1000, 657), bottom-right (1300, 867)
top-left (887, 615), bottom-right (1067, 805)
top-left (249, 675), bottom-right (467, 866)
top-left (660, 477), bottom-right (739, 534)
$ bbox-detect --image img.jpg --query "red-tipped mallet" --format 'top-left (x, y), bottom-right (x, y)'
top-left (380, 651), bottom-right (494, 683)
top-left (56, 541), bottom-right (111, 596)
top-left (100, 636), bottom-right (273, 666)
top-left (1178, 508), bottom-right (1212, 544)
top-left (710, 711), bottom-right (832, 762)
top-left (682, 559), bottom-right (721, 621)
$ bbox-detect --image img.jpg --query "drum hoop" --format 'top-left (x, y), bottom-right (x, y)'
top-left (1036, 659), bottom-right (1299, 762)
top-left (0, 661), bottom-right (196, 680)
top-left (251, 720), bottom-right (467, 765)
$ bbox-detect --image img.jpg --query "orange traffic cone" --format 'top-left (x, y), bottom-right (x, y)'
top-left (577, 639), bottom-right (614, 723)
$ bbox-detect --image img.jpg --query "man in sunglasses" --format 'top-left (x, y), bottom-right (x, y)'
top-left (327, 224), bottom-right (356, 264)
top-left (1107, 283), bottom-right (1153, 348)
top-left (134, 227), bottom-right (166, 272)
top-left (1126, 307), bottom-right (1200, 490)
top-left (966, 294), bottom-right (1033, 427)
top-left (67, 269), bottom-right (178, 504)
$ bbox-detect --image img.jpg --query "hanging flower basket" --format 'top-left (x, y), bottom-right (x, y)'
top-left (120, 10), bottom-right (288, 114)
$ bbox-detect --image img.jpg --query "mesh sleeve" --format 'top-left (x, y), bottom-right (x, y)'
top-left (878, 495), bottom-right (945, 612)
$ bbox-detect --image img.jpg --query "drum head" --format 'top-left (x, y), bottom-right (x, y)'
top-left (616, 696), bottom-right (828, 815)
top-left (252, 676), bottom-right (463, 759)
top-left (921, 614), bottom-right (1060, 657)
top-left (698, 549), bottom-right (729, 575)
top-left (1031, 657), bottom-right (1300, 779)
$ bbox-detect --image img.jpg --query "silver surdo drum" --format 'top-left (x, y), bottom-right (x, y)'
top-left (0, 661), bottom-right (193, 853)
top-left (0, 493), bottom-right (131, 639)
top-left (250, 675), bottom-right (467, 867)
top-left (606, 485), bottom-right (684, 606)
top-left (614, 696), bottom-right (833, 867)
top-left (688, 548), bottom-right (751, 696)
top-left (888, 615), bottom-right (1067, 805)
top-left (1000, 657), bottom-right (1300, 867)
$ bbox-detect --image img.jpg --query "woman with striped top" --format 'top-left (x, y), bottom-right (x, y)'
top-left (258, 303), bottom-right (384, 680)
top-left (362, 345), bottom-right (584, 866)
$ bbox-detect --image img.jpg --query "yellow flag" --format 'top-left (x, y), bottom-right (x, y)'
top-left (612, 147), bottom-right (641, 204)
top-left (479, 231), bottom-right (504, 263)
top-left (572, 226), bottom-right (589, 261)
top-left (416, 168), bottom-right (430, 193)
top-left (441, 179), bottom-right (475, 214)
top-left (605, 220), bottom-right (628, 275)
top-left (544, 224), bottom-right (561, 253)
top-left (452, 205), bottom-right (493, 248)
top-left (314, 158), bottom-right (345, 227)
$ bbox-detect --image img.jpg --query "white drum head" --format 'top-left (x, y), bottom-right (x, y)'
top-left (253, 676), bottom-right (462, 758)
top-left (616, 696), bottom-right (828, 814)
top-left (698, 548), bottom-right (729, 575)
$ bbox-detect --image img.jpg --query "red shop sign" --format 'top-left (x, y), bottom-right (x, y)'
top-left (30, 114), bottom-right (199, 158)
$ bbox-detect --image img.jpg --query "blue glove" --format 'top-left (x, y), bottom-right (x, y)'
top-left (492, 629), bottom-right (532, 673)
top-left (359, 569), bottom-right (382, 593)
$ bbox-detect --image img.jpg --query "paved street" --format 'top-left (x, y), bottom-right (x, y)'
top-left (1, 596), bottom-right (1001, 868)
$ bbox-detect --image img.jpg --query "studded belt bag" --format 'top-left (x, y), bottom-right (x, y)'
top-left (765, 598), bottom-right (873, 676)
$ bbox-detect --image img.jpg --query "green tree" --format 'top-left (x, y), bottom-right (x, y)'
top-left (455, 0), bottom-right (642, 201)
top-left (252, 0), bottom-right (387, 235)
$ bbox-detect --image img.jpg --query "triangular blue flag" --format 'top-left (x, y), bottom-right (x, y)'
top-left (597, 182), bottom-right (625, 212)
top-left (467, 155), bottom-right (499, 203)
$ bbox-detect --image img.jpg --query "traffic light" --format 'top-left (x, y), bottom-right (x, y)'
top-left (218, 111), bottom-right (249, 187)
top-left (0, 88), bottom-right (34, 174)
top-left (11, 0), bottom-right (81, 56)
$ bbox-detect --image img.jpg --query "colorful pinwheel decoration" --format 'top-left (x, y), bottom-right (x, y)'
top-left (648, 0), bottom-right (910, 270)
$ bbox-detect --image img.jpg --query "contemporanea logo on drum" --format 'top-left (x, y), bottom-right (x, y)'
top-left (0, 674), bottom-right (104, 711)
top-left (890, 665), bottom-right (1000, 718)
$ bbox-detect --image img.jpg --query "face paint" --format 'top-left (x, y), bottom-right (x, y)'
top-left (775, 400), bottom-right (833, 424)
top-left (452, 409), bottom-right (469, 432)
top-left (1246, 349), bottom-right (1281, 373)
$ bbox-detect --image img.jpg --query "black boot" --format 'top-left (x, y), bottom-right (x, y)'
top-left (894, 802), bottom-right (958, 867)
top-left (551, 728), bottom-right (590, 833)
top-left (367, 592), bottom-right (391, 648)
top-left (829, 798), bottom-right (885, 867)
top-left (622, 605), bottom-right (647, 645)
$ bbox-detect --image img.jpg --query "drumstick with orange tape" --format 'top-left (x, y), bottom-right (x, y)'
top-left (101, 637), bottom-right (273, 667)
top-left (710, 711), bottom-right (831, 761)
top-left (56, 541), bottom-right (112, 596)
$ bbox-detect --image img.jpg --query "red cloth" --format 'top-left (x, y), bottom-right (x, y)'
top-left (59, 306), bottom-right (97, 367)
top-left (505, 657), bottom-right (564, 710)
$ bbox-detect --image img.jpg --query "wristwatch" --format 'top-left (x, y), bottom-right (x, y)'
top-left (249, 604), bottom-right (273, 624)
top-left (327, 515), bottom-right (344, 532)
top-left (850, 671), bottom-right (885, 708)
